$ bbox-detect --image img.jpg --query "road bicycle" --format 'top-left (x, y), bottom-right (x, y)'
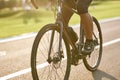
top-left (31, 0), bottom-right (103, 80)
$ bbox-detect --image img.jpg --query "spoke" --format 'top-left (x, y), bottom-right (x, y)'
top-left (32, 26), bottom-right (70, 80)
top-left (52, 66), bottom-right (62, 80)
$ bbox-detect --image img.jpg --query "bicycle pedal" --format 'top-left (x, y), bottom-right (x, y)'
top-left (71, 55), bottom-right (79, 66)
top-left (71, 60), bottom-right (79, 66)
top-left (78, 54), bottom-right (84, 59)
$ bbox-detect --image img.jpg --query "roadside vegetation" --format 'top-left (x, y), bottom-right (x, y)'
top-left (0, 1), bottom-right (120, 38)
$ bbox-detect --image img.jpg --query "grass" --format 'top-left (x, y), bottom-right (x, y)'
top-left (69, 1), bottom-right (120, 24)
top-left (0, 1), bottom-right (120, 38)
top-left (0, 9), bottom-right (55, 38)
top-left (90, 1), bottom-right (120, 19)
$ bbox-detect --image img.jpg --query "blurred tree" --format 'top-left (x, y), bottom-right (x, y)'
top-left (0, 0), bottom-right (6, 10)
top-left (0, 0), bottom-right (23, 10)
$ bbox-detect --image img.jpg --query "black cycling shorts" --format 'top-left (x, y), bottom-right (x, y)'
top-left (63, 0), bottom-right (92, 14)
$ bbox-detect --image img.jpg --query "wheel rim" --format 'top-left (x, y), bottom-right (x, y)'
top-left (32, 27), bottom-right (70, 80)
top-left (83, 20), bottom-right (102, 70)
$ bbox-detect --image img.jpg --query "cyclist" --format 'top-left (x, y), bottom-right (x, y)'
top-left (62, 0), bottom-right (94, 54)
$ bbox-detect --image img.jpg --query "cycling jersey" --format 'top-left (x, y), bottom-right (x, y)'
top-left (63, 0), bottom-right (92, 14)
top-left (61, 0), bottom-right (92, 26)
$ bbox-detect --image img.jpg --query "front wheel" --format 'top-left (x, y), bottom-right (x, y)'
top-left (31, 24), bottom-right (71, 80)
top-left (83, 16), bottom-right (103, 71)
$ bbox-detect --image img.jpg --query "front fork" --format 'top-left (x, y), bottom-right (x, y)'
top-left (47, 21), bottom-right (64, 64)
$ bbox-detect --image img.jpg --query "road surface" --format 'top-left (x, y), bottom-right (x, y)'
top-left (0, 17), bottom-right (120, 80)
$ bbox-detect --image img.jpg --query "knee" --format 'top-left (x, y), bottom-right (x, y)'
top-left (77, 0), bottom-right (92, 14)
top-left (77, 4), bottom-right (88, 14)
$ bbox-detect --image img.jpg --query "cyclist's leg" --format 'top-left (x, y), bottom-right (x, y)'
top-left (62, 0), bottom-right (76, 26)
top-left (77, 0), bottom-right (94, 54)
top-left (62, 0), bottom-right (79, 65)
top-left (77, 0), bottom-right (93, 40)
top-left (62, 0), bottom-right (78, 43)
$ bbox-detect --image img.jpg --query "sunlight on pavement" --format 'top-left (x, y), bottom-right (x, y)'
top-left (0, 51), bottom-right (7, 57)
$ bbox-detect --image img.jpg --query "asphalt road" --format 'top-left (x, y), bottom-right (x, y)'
top-left (0, 17), bottom-right (120, 80)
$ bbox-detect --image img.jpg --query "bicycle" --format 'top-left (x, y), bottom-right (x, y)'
top-left (31, 0), bottom-right (103, 80)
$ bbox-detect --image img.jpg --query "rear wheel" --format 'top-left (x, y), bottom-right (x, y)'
top-left (31, 24), bottom-right (71, 80)
top-left (83, 17), bottom-right (103, 71)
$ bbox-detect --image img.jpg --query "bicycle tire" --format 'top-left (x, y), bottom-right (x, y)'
top-left (83, 16), bottom-right (103, 71)
top-left (31, 24), bottom-right (71, 80)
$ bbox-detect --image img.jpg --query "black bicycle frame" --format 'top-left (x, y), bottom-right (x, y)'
top-left (55, 0), bottom-right (80, 55)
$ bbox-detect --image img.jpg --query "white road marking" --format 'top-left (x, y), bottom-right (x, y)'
top-left (0, 38), bottom-right (120, 80)
top-left (0, 17), bottom-right (120, 43)
top-left (99, 17), bottom-right (120, 24)
top-left (103, 38), bottom-right (120, 47)
top-left (0, 67), bottom-right (31, 80)
top-left (0, 33), bottom-right (37, 43)
top-left (0, 62), bottom-right (49, 80)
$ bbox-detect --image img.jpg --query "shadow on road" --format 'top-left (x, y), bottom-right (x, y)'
top-left (92, 69), bottom-right (118, 80)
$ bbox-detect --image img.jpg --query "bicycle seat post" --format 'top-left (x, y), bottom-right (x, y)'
top-left (55, 0), bottom-right (62, 24)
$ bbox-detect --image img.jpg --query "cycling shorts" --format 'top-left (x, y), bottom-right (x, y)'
top-left (63, 0), bottom-right (92, 14)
